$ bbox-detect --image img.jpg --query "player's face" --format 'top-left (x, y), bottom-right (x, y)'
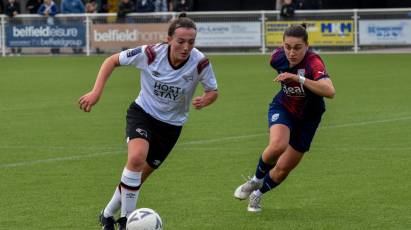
top-left (168, 27), bottom-right (196, 66)
top-left (283, 36), bottom-right (308, 67)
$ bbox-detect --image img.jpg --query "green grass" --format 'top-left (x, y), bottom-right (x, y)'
top-left (1, 53), bottom-right (411, 229)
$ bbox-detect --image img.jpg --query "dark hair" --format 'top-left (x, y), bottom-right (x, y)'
top-left (168, 13), bottom-right (197, 36)
top-left (283, 24), bottom-right (308, 43)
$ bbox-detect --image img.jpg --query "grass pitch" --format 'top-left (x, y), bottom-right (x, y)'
top-left (1, 53), bottom-right (411, 229)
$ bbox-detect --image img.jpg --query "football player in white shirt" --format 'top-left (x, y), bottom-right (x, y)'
top-left (78, 13), bottom-right (218, 230)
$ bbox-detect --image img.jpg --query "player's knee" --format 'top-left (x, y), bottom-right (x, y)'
top-left (266, 141), bottom-right (287, 156)
top-left (127, 152), bottom-right (147, 169)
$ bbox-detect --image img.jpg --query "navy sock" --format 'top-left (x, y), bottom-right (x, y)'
top-left (255, 156), bottom-right (274, 179)
top-left (259, 173), bottom-right (279, 194)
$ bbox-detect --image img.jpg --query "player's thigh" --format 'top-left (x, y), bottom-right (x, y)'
top-left (262, 124), bottom-right (290, 163)
top-left (269, 124), bottom-right (290, 149)
top-left (267, 102), bottom-right (293, 153)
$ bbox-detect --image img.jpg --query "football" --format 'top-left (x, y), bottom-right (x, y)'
top-left (126, 208), bottom-right (163, 230)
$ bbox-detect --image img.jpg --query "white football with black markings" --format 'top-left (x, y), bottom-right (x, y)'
top-left (126, 208), bottom-right (163, 230)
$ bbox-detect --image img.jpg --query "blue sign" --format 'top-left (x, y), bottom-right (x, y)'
top-left (6, 23), bottom-right (86, 47)
top-left (359, 20), bottom-right (411, 45)
top-left (368, 25), bottom-right (402, 38)
top-left (321, 23), bottom-right (352, 33)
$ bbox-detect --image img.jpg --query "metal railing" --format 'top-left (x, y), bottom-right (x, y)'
top-left (1, 8), bottom-right (411, 56)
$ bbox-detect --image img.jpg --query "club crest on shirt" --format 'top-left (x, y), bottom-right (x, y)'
top-left (183, 75), bottom-right (193, 82)
top-left (297, 69), bottom-right (305, 77)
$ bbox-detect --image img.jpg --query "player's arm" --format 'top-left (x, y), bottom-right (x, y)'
top-left (274, 72), bottom-right (335, 98)
top-left (300, 77), bottom-right (335, 98)
top-left (194, 57), bottom-right (218, 109)
top-left (78, 53), bottom-right (120, 112)
top-left (192, 90), bottom-right (218, 110)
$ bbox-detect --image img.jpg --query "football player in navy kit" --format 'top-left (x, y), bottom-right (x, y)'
top-left (234, 24), bottom-right (335, 212)
top-left (78, 13), bottom-right (218, 229)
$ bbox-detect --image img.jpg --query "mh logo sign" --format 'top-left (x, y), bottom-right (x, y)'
top-left (321, 23), bottom-right (352, 33)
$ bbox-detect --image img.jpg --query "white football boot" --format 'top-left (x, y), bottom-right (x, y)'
top-left (234, 178), bottom-right (263, 200)
top-left (247, 192), bottom-right (262, 212)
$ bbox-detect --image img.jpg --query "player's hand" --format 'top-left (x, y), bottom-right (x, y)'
top-left (78, 91), bottom-right (100, 112)
top-left (274, 72), bottom-right (298, 84)
top-left (192, 96), bottom-right (205, 110)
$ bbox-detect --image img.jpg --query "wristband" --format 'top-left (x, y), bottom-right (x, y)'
top-left (298, 76), bottom-right (306, 85)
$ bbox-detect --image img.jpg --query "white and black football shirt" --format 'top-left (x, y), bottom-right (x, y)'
top-left (119, 43), bottom-right (218, 126)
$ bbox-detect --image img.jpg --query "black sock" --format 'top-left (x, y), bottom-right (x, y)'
top-left (255, 155), bottom-right (274, 179)
top-left (259, 173), bottom-right (279, 194)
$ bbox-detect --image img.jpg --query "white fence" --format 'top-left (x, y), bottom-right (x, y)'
top-left (1, 8), bottom-right (411, 56)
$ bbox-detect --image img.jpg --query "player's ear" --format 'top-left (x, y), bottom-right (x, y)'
top-left (167, 36), bottom-right (172, 43)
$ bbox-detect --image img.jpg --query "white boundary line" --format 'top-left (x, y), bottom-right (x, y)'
top-left (1, 116), bottom-right (410, 169)
top-left (320, 116), bottom-right (411, 129)
top-left (0, 151), bottom-right (121, 168)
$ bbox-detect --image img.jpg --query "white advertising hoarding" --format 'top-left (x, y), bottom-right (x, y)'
top-left (359, 20), bottom-right (411, 45)
top-left (90, 23), bottom-right (168, 49)
top-left (0, 24), bottom-right (2, 49)
top-left (196, 22), bottom-right (261, 47)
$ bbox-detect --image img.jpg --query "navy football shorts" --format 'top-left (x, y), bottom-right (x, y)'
top-left (268, 102), bottom-right (323, 153)
top-left (126, 102), bottom-right (182, 169)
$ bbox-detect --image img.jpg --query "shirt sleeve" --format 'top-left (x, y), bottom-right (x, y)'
top-left (309, 55), bottom-right (330, 81)
top-left (118, 46), bottom-right (147, 69)
top-left (198, 60), bottom-right (218, 92)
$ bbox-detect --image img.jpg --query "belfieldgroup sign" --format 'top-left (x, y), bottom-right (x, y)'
top-left (6, 24), bottom-right (86, 47)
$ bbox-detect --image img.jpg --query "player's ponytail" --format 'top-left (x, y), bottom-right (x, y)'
top-left (301, 23), bottom-right (307, 30)
top-left (168, 13), bottom-right (196, 36)
top-left (178, 12), bottom-right (187, 18)
top-left (283, 24), bottom-right (308, 43)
